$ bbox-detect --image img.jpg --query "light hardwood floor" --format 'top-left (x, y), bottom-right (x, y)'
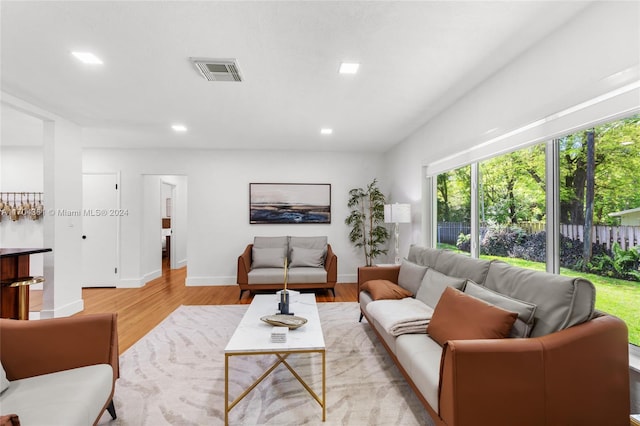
top-left (30, 266), bottom-right (358, 354)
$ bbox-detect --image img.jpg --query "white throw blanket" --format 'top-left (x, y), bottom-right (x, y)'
top-left (366, 298), bottom-right (434, 336)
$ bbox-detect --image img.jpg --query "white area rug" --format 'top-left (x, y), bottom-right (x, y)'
top-left (98, 302), bottom-right (436, 425)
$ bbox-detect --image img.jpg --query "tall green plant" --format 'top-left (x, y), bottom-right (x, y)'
top-left (345, 179), bottom-right (389, 266)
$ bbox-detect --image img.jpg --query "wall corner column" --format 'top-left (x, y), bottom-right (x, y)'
top-left (42, 119), bottom-right (84, 317)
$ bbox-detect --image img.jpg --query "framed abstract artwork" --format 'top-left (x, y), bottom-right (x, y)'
top-left (249, 183), bottom-right (331, 224)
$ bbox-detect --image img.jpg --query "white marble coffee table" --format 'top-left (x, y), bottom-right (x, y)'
top-left (224, 293), bottom-right (326, 425)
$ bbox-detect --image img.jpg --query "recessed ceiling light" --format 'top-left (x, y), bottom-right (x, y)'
top-left (171, 124), bottom-right (187, 132)
top-left (71, 51), bottom-right (103, 65)
top-left (339, 62), bottom-right (359, 74)
top-left (320, 128), bottom-right (333, 135)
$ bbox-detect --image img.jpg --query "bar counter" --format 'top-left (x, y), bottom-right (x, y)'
top-left (1, 248), bottom-right (52, 319)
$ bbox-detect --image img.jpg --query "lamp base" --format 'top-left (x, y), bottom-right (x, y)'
top-left (278, 290), bottom-right (294, 315)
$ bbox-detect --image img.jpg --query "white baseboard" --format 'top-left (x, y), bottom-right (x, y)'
top-left (39, 298), bottom-right (84, 318)
top-left (117, 278), bottom-right (144, 288)
top-left (338, 274), bottom-right (357, 283)
top-left (143, 269), bottom-right (162, 284)
top-left (185, 276), bottom-right (236, 286)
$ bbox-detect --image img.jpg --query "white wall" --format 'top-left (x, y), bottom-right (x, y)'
top-left (1, 100), bottom-right (86, 319)
top-left (0, 146), bottom-right (45, 278)
top-left (41, 117), bottom-right (84, 317)
top-left (161, 181), bottom-right (172, 218)
top-left (141, 175), bottom-right (163, 282)
top-left (2, 94), bottom-right (85, 317)
top-left (383, 1), bottom-right (640, 253)
top-left (83, 148), bottom-right (384, 286)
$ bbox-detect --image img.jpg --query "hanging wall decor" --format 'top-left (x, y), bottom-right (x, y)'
top-left (249, 183), bottom-right (331, 224)
top-left (0, 192), bottom-right (44, 222)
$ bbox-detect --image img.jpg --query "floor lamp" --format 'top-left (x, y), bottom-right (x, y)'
top-left (384, 203), bottom-right (411, 264)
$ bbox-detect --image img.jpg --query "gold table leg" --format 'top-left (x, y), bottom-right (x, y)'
top-left (225, 354), bottom-right (229, 426)
top-left (18, 284), bottom-right (29, 320)
top-left (322, 349), bottom-right (326, 421)
top-left (225, 349), bottom-right (326, 424)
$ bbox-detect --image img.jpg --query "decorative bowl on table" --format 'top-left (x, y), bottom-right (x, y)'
top-left (260, 314), bottom-right (307, 329)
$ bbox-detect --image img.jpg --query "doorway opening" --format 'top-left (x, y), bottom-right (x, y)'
top-left (161, 181), bottom-right (175, 271)
top-left (142, 174), bottom-right (187, 284)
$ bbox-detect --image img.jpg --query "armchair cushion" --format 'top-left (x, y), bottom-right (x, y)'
top-left (361, 279), bottom-right (412, 301)
top-left (253, 236), bottom-right (288, 249)
top-left (287, 267), bottom-right (327, 283)
top-left (0, 362), bottom-right (8, 394)
top-left (289, 236), bottom-right (327, 250)
top-left (251, 247), bottom-right (286, 269)
top-left (289, 247), bottom-right (325, 268)
top-left (0, 364), bottom-right (112, 426)
top-left (427, 287), bottom-right (518, 346)
top-left (248, 267), bottom-right (286, 284)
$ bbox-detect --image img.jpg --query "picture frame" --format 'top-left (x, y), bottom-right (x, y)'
top-left (250, 183), bottom-right (331, 224)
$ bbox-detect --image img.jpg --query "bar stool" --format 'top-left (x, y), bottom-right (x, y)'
top-left (0, 276), bottom-right (44, 320)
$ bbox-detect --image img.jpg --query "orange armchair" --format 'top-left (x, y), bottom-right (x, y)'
top-left (0, 313), bottom-right (119, 425)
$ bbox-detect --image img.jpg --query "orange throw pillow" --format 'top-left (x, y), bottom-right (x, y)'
top-left (427, 287), bottom-right (518, 346)
top-left (361, 279), bottom-right (412, 300)
top-left (0, 414), bottom-right (20, 426)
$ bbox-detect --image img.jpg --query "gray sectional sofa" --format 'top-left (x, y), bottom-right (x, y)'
top-left (358, 245), bottom-right (630, 426)
top-left (237, 236), bottom-right (337, 297)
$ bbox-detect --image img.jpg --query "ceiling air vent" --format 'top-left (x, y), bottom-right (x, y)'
top-left (190, 58), bottom-right (242, 82)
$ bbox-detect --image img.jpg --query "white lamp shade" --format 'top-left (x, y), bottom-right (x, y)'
top-left (384, 203), bottom-right (411, 224)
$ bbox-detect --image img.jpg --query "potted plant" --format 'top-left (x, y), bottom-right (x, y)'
top-left (345, 178), bottom-right (390, 266)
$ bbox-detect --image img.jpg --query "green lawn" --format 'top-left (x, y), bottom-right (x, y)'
top-left (435, 244), bottom-right (639, 345)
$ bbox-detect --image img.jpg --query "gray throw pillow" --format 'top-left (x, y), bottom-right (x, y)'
top-left (416, 268), bottom-right (467, 308)
top-left (397, 260), bottom-right (428, 296)
top-left (251, 247), bottom-right (286, 269)
top-left (464, 280), bottom-right (537, 338)
top-left (1, 360), bottom-right (9, 394)
top-left (253, 236), bottom-right (288, 249)
top-left (290, 247), bottom-right (325, 268)
top-left (289, 236), bottom-right (327, 250)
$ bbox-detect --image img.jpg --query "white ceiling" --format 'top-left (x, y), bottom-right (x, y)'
top-left (1, 1), bottom-right (591, 152)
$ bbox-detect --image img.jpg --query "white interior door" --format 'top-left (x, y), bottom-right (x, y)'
top-left (82, 173), bottom-right (119, 287)
top-left (169, 184), bottom-right (176, 269)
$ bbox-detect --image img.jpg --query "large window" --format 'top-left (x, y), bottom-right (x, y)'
top-left (479, 144), bottom-right (546, 267)
top-left (431, 114), bottom-right (640, 345)
top-left (436, 165), bottom-right (470, 254)
top-left (559, 115), bottom-right (640, 345)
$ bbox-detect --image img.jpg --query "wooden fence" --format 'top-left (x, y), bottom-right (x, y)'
top-left (439, 221), bottom-right (640, 250)
top-left (520, 221), bottom-right (640, 250)
top-left (559, 224), bottom-right (640, 251)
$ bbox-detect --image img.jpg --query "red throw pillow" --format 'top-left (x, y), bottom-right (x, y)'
top-left (427, 287), bottom-right (518, 346)
top-left (361, 279), bottom-right (412, 300)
